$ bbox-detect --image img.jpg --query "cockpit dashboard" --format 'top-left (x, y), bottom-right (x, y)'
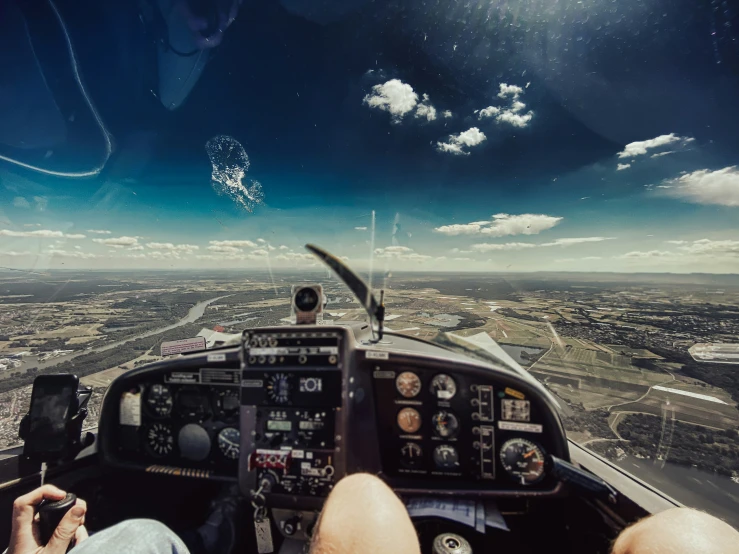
top-left (98, 324), bottom-right (569, 510)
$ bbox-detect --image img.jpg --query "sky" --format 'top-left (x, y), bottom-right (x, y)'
top-left (1, 0), bottom-right (738, 273)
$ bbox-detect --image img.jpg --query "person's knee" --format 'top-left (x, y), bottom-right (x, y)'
top-left (611, 508), bottom-right (739, 554)
top-left (311, 473), bottom-right (420, 554)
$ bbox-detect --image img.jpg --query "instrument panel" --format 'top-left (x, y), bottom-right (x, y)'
top-left (370, 363), bottom-right (559, 491)
top-left (99, 325), bottom-right (568, 501)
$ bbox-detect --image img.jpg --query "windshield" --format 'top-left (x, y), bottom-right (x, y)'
top-left (1, 0), bottom-right (738, 527)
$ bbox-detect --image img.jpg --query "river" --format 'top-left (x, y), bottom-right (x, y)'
top-left (614, 455), bottom-right (739, 528)
top-left (17, 295), bottom-right (231, 371)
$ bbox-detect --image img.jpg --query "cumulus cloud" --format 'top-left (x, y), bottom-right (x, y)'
top-left (442, 110), bottom-right (453, 118)
top-left (541, 237), bottom-right (615, 247)
top-left (478, 83), bottom-right (533, 128)
top-left (86, 229), bottom-right (111, 234)
top-left (251, 248), bottom-right (269, 256)
top-left (656, 166), bottom-right (739, 206)
top-left (208, 240), bottom-right (258, 249)
top-left (616, 250), bottom-right (672, 259)
top-left (92, 236), bottom-right (140, 248)
top-left (675, 239), bottom-right (739, 256)
top-left (374, 245), bottom-right (432, 261)
top-left (363, 79), bottom-right (418, 121)
top-left (208, 245), bottom-right (241, 253)
top-left (617, 133), bottom-right (692, 158)
top-left (0, 229), bottom-right (86, 239)
top-left (414, 94), bottom-right (437, 122)
top-left (146, 242), bottom-right (199, 252)
top-left (12, 197), bottom-right (30, 208)
top-left (47, 248), bottom-right (96, 259)
top-left (275, 252), bottom-right (314, 262)
top-left (435, 213), bottom-right (562, 237)
top-left (471, 242), bottom-right (538, 252)
top-left (617, 163), bottom-right (631, 171)
top-left (279, 245), bottom-right (289, 250)
top-left (436, 127), bottom-right (486, 156)
top-left (497, 83), bottom-right (523, 99)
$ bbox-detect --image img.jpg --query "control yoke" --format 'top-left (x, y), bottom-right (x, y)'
top-left (305, 244), bottom-right (386, 342)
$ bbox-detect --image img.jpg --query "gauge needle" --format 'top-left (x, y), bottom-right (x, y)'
top-left (523, 450), bottom-right (536, 459)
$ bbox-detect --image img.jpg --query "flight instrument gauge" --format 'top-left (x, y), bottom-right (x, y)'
top-left (146, 422), bottom-right (174, 457)
top-left (267, 373), bottom-right (290, 404)
top-left (396, 372), bottom-right (421, 398)
top-left (214, 389), bottom-right (240, 418)
top-left (400, 442), bottom-right (423, 468)
top-left (500, 438), bottom-right (546, 485)
top-left (218, 427), bottom-right (241, 460)
top-left (432, 411), bottom-right (459, 438)
top-left (433, 444), bottom-right (459, 469)
top-left (146, 384), bottom-right (173, 417)
top-left (430, 374), bottom-right (457, 400)
top-left (397, 407), bottom-right (422, 434)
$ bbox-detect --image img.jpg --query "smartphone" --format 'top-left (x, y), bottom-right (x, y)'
top-left (24, 375), bottom-right (79, 456)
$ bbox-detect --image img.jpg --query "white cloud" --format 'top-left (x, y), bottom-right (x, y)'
top-left (146, 242), bottom-right (199, 252)
top-left (497, 83), bottom-right (523, 99)
top-left (46, 248), bottom-right (96, 259)
top-left (12, 197), bottom-right (30, 209)
top-left (279, 245), bottom-right (289, 250)
top-left (275, 252), bottom-right (314, 262)
top-left (251, 248), bottom-right (269, 256)
top-left (86, 229), bottom-right (111, 234)
top-left (363, 79), bottom-right (418, 121)
top-left (128, 245), bottom-right (144, 251)
top-left (495, 110), bottom-right (534, 128)
top-left (354, 226), bottom-right (368, 231)
top-left (651, 151), bottom-right (677, 158)
top-left (617, 133), bottom-right (691, 158)
top-left (617, 250), bottom-right (672, 259)
top-left (676, 239), bottom-right (739, 256)
top-left (481, 213), bottom-right (562, 237)
top-left (478, 106), bottom-right (500, 119)
top-left (208, 240), bottom-right (258, 249)
top-left (541, 237), bottom-right (615, 247)
top-left (666, 240), bottom-right (687, 245)
top-left (374, 245), bottom-right (432, 261)
top-left (0, 229), bottom-right (85, 239)
top-left (436, 127), bottom-right (486, 156)
top-left (23, 223), bottom-right (41, 227)
top-left (478, 84), bottom-right (533, 128)
top-left (0, 251), bottom-right (32, 257)
top-left (657, 166), bottom-right (739, 206)
top-left (208, 245), bottom-right (241, 253)
top-left (414, 94), bottom-right (437, 122)
top-left (92, 236), bottom-right (139, 248)
top-left (435, 213), bottom-right (562, 237)
top-left (433, 223), bottom-right (485, 236)
top-left (257, 238), bottom-right (266, 243)
top-left (442, 110), bottom-right (453, 118)
top-left (471, 242), bottom-right (538, 252)
top-left (617, 163), bottom-right (631, 171)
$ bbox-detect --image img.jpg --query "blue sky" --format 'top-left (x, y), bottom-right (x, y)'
top-left (1, 0), bottom-right (738, 272)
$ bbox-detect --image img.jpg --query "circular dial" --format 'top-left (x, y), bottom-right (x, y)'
top-left (294, 287), bottom-right (319, 311)
top-left (400, 442), bottom-right (423, 468)
top-left (430, 374), bottom-right (457, 400)
top-left (433, 444), bottom-right (459, 470)
top-left (214, 389), bottom-right (240, 418)
top-left (395, 372), bottom-right (421, 398)
top-left (145, 384), bottom-right (173, 417)
top-left (396, 407), bottom-right (422, 434)
top-left (176, 388), bottom-right (209, 420)
top-left (218, 427), bottom-right (241, 460)
top-left (500, 438), bottom-right (546, 485)
top-left (267, 373), bottom-right (290, 404)
top-left (146, 422), bottom-right (174, 457)
top-left (432, 411), bottom-right (460, 438)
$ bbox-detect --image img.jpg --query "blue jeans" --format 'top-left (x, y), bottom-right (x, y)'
top-left (71, 519), bottom-right (190, 554)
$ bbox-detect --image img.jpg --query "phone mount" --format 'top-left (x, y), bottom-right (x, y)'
top-left (19, 376), bottom-right (95, 464)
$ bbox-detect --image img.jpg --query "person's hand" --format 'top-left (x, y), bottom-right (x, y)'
top-left (7, 485), bottom-right (88, 554)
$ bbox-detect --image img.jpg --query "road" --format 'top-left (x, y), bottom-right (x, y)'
top-left (17, 295), bottom-right (232, 372)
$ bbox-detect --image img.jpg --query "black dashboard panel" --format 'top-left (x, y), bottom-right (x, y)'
top-left (99, 324), bottom-right (569, 505)
top-left (369, 359), bottom-right (565, 493)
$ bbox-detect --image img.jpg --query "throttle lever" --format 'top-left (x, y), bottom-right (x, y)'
top-left (550, 456), bottom-right (618, 504)
top-left (37, 493), bottom-right (77, 550)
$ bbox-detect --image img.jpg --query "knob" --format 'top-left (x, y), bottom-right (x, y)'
top-left (472, 427), bottom-right (480, 435)
top-left (260, 473), bottom-right (278, 493)
top-left (38, 493), bottom-right (77, 548)
top-left (472, 441), bottom-right (480, 450)
top-left (283, 515), bottom-right (301, 536)
top-left (470, 398), bottom-right (480, 407)
top-left (471, 412), bottom-right (480, 421)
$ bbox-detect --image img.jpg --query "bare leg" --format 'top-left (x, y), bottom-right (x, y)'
top-left (310, 473), bottom-right (420, 554)
top-left (611, 507), bottom-right (739, 554)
